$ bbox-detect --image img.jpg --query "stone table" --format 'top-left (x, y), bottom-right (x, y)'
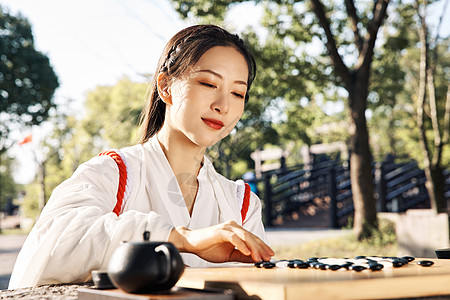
top-left (0, 283), bottom-right (91, 299)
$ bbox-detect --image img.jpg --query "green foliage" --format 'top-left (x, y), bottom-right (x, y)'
top-left (42, 112), bottom-right (80, 198)
top-left (169, 0), bottom-right (237, 20)
top-left (361, 1), bottom-right (450, 169)
top-left (368, 0), bottom-right (450, 168)
top-left (22, 181), bottom-right (40, 219)
top-left (0, 228), bottom-right (29, 235)
top-left (83, 77), bottom-right (148, 149)
top-left (0, 153), bottom-right (17, 211)
top-left (0, 6), bottom-right (59, 152)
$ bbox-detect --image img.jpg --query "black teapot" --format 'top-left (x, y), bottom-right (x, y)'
top-left (107, 231), bottom-right (185, 293)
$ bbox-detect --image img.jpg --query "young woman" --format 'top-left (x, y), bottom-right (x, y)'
top-left (9, 24), bottom-right (274, 289)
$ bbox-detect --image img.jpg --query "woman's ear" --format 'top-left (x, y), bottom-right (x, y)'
top-left (157, 72), bottom-right (172, 105)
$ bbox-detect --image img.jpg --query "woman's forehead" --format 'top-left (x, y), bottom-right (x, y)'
top-left (190, 46), bottom-right (249, 81)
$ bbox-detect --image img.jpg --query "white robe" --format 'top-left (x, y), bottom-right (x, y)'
top-left (9, 136), bottom-right (267, 289)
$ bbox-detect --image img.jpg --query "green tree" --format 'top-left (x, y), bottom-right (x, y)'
top-left (82, 76), bottom-right (148, 149)
top-left (308, 0), bottom-right (389, 239)
top-left (0, 6), bottom-right (59, 153)
top-left (0, 153), bottom-right (17, 214)
top-left (411, 0), bottom-right (449, 213)
top-left (170, 0), bottom-right (390, 239)
top-left (368, 1), bottom-right (449, 214)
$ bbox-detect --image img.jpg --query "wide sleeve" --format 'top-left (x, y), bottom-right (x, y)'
top-left (242, 191), bottom-right (268, 245)
top-left (8, 155), bottom-right (174, 289)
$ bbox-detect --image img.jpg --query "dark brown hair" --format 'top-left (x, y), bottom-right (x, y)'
top-left (137, 24), bottom-right (256, 144)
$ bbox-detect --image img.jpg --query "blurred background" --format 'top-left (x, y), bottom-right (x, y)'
top-left (1, 0), bottom-right (450, 289)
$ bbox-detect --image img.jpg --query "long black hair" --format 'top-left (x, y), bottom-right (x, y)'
top-left (137, 24), bottom-right (256, 144)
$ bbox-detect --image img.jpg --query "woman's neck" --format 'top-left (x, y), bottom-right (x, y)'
top-left (156, 129), bottom-right (205, 176)
top-left (157, 128), bottom-right (205, 215)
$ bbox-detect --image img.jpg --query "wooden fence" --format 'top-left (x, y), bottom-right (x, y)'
top-left (255, 160), bottom-right (450, 228)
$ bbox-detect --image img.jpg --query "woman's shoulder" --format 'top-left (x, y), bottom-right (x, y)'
top-left (72, 144), bottom-right (146, 182)
top-left (96, 143), bottom-right (146, 165)
top-left (118, 143), bottom-right (147, 160)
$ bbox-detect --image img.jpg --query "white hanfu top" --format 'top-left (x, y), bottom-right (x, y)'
top-left (9, 136), bottom-right (267, 289)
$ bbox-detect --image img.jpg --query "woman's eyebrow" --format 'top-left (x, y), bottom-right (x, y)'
top-left (196, 69), bottom-right (247, 87)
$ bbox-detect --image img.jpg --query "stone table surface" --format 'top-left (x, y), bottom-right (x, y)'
top-left (0, 283), bottom-right (91, 299)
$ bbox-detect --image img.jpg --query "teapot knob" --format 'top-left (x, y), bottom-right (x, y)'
top-left (143, 231), bottom-right (150, 241)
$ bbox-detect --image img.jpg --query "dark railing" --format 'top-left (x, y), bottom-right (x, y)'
top-left (259, 159), bottom-right (450, 228)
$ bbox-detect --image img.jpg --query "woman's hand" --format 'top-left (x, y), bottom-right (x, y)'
top-left (169, 220), bottom-right (274, 263)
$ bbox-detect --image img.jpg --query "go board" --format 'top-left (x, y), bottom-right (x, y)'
top-left (176, 258), bottom-right (450, 300)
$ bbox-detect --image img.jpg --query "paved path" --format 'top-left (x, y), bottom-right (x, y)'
top-left (0, 234), bottom-right (27, 290)
top-left (0, 228), bottom-right (351, 290)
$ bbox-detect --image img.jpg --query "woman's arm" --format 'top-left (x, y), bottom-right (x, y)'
top-left (168, 220), bottom-right (274, 263)
top-left (167, 177), bottom-right (273, 264)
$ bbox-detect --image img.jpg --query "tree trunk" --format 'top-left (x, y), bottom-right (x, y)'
top-left (38, 161), bottom-right (47, 213)
top-left (425, 165), bottom-right (446, 213)
top-left (348, 72), bottom-right (378, 240)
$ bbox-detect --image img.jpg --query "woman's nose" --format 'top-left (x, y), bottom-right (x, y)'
top-left (212, 92), bottom-right (229, 114)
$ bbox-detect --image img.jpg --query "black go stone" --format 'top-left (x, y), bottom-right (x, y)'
top-left (341, 262), bottom-right (354, 270)
top-left (287, 260), bottom-right (305, 268)
top-left (391, 259), bottom-right (405, 268)
top-left (349, 265), bottom-right (367, 272)
top-left (314, 263), bottom-right (327, 270)
top-left (262, 261), bottom-right (276, 269)
top-left (402, 256), bottom-right (415, 262)
top-left (296, 262), bottom-right (309, 269)
top-left (254, 261), bottom-right (265, 268)
top-left (287, 261), bottom-right (297, 268)
top-left (326, 264), bottom-right (341, 271)
top-left (307, 257), bottom-right (319, 262)
top-left (417, 260), bottom-right (434, 267)
top-left (368, 263), bottom-right (384, 271)
top-left (354, 255), bottom-right (366, 259)
top-left (396, 257), bottom-right (409, 265)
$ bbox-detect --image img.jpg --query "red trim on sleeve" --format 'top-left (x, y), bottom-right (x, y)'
top-left (98, 151), bottom-right (127, 216)
top-left (241, 183), bottom-right (251, 223)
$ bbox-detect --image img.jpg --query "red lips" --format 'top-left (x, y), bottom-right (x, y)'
top-left (202, 118), bottom-right (224, 130)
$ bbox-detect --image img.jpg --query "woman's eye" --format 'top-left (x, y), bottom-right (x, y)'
top-left (232, 92), bottom-right (245, 99)
top-left (200, 82), bottom-right (216, 88)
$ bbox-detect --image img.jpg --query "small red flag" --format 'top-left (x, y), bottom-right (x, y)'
top-left (19, 134), bottom-right (32, 145)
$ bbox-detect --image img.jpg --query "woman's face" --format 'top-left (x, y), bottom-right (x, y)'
top-left (162, 46), bottom-right (249, 148)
